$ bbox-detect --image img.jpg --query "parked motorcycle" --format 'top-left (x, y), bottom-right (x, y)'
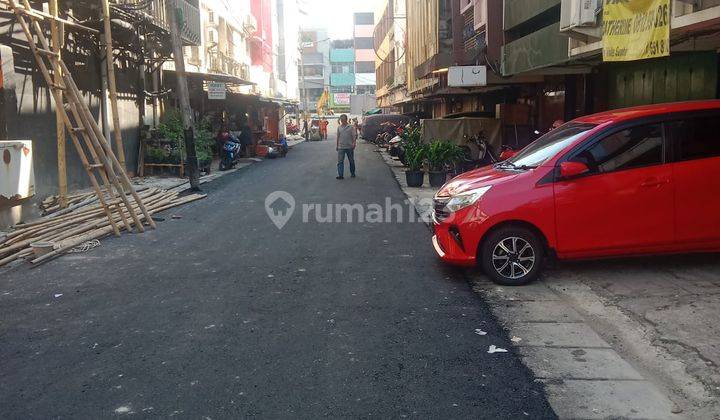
top-left (219, 141), bottom-right (243, 171)
top-left (286, 122), bottom-right (300, 135)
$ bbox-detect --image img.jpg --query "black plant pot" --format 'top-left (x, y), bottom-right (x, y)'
top-left (405, 170), bottom-right (424, 187)
top-left (429, 171), bottom-right (447, 188)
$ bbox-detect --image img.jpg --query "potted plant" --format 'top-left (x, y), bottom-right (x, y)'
top-left (426, 140), bottom-right (463, 188)
top-left (404, 142), bottom-right (427, 187)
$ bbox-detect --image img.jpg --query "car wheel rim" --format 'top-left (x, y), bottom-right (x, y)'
top-left (492, 237), bottom-right (535, 280)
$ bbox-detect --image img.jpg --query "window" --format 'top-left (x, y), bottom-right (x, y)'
top-left (355, 61), bottom-right (375, 73)
top-left (354, 37), bottom-right (374, 49)
top-left (507, 123), bottom-right (596, 168)
top-left (354, 13), bottom-right (373, 25)
top-left (668, 115), bottom-right (720, 162)
top-left (572, 123), bottom-right (663, 174)
top-left (331, 64), bottom-right (352, 74)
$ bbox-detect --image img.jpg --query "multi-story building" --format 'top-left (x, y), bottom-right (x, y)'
top-left (183, 0), bottom-right (252, 85)
top-left (329, 40), bottom-right (355, 111)
top-left (353, 12), bottom-right (377, 95)
top-left (274, 0), bottom-right (300, 101)
top-left (374, 0), bottom-right (407, 111)
top-left (299, 28), bottom-right (330, 111)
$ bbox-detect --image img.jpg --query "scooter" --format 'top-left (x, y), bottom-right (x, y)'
top-left (454, 131), bottom-right (500, 174)
top-left (219, 141), bottom-right (242, 171)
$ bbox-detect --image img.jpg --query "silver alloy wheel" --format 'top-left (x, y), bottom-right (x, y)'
top-left (491, 237), bottom-right (536, 280)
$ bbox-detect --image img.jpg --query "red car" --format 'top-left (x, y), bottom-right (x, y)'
top-left (432, 100), bottom-right (720, 285)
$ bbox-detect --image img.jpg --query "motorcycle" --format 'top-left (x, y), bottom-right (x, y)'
top-left (374, 122), bottom-right (402, 146)
top-left (452, 131), bottom-right (501, 175)
top-left (285, 122), bottom-right (300, 135)
top-left (219, 140), bottom-right (242, 171)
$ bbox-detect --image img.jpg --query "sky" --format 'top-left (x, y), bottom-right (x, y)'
top-left (298, 0), bottom-right (385, 39)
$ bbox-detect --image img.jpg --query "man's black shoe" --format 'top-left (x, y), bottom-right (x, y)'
top-left (351, 174), bottom-right (356, 178)
top-left (336, 176), bottom-right (344, 180)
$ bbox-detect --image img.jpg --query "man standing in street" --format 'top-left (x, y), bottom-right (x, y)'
top-left (336, 114), bottom-right (356, 179)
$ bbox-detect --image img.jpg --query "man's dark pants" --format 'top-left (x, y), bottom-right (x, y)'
top-left (337, 148), bottom-right (355, 178)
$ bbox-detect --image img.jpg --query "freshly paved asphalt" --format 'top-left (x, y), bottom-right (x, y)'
top-left (0, 130), bottom-right (556, 418)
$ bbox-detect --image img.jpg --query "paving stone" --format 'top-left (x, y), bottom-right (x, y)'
top-left (510, 322), bottom-right (610, 348)
top-left (475, 283), bottom-right (561, 302)
top-left (543, 379), bottom-right (676, 420)
top-left (490, 300), bottom-right (585, 324)
top-left (519, 347), bottom-right (644, 380)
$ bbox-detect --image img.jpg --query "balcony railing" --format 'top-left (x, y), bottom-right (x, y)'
top-left (207, 51), bottom-right (250, 81)
top-left (114, 0), bottom-right (201, 45)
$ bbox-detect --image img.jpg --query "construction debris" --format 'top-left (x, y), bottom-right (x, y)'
top-left (0, 188), bottom-right (206, 268)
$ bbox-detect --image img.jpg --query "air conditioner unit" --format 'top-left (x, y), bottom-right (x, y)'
top-left (560, 0), bottom-right (602, 40)
top-left (0, 141), bottom-right (35, 200)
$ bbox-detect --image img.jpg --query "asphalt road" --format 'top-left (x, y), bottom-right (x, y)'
top-left (0, 132), bottom-right (556, 418)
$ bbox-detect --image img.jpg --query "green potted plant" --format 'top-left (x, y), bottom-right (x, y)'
top-left (426, 140), bottom-right (463, 188)
top-left (194, 117), bottom-right (214, 173)
top-left (404, 142), bottom-right (427, 187)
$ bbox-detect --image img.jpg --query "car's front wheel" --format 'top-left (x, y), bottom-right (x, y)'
top-left (480, 226), bottom-right (545, 286)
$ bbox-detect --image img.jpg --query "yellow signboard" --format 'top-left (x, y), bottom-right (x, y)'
top-left (602, 0), bottom-right (670, 62)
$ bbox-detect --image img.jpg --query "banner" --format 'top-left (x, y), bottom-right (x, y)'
top-left (333, 93), bottom-right (351, 106)
top-left (602, 0), bottom-right (670, 62)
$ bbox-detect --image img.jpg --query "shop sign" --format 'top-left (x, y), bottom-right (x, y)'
top-left (333, 93), bottom-right (351, 105)
top-left (603, 0), bottom-right (670, 62)
top-left (208, 82), bottom-right (227, 100)
top-left (448, 66), bottom-right (487, 87)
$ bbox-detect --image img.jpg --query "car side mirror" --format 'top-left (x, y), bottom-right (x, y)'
top-left (559, 161), bottom-right (589, 179)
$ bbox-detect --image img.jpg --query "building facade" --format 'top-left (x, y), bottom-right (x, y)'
top-left (374, 0), bottom-right (719, 141)
top-left (329, 40), bottom-right (355, 111)
top-left (354, 12), bottom-right (377, 95)
top-left (299, 28), bottom-right (331, 112)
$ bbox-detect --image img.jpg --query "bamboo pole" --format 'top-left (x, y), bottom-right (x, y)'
top-left (101, 0), bottom-right (126, 169)
top-left (50, 0), bottom-right (67, 208)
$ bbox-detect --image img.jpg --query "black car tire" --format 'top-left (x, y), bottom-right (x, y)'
top-left (480, 226), bottom-right (545, 286)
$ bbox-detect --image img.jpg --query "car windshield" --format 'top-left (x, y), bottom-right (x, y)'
top-left (502, 123), bottom-right (597, 169)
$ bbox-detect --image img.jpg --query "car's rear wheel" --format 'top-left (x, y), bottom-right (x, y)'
top-left (480, 226), bottom-right (545, 286)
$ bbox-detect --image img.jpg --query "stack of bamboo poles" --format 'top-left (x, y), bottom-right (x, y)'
top-left (40, 192), bottom-right (95, 216)
top-left (0, 188), bottom-right (206, 268)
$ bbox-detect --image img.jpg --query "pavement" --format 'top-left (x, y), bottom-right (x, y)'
top-left (378, 148), bottom-right (720, 419)
top-left (0, 129), bottom-right (555, 418)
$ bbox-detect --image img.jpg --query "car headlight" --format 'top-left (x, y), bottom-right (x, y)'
top-left (445, 186), bottom-right (492, 213)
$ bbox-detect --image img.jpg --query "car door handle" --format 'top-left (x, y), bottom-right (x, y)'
top-left (640, 178), bottom-right (669, 188)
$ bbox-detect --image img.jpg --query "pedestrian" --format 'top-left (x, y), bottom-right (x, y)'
top-left (302, 119), bottom-right (309, 141)
top-left (319, 117), bottom-right (329, 140)
top-left (352, 117), bottom-right (361, 137)
top-left (237, 117), bottom-right (253, 157)
top-left (336, 114), bottom-right (356, 180)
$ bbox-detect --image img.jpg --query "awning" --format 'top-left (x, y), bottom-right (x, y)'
top-left (164, 69), bottom-right (254, 86)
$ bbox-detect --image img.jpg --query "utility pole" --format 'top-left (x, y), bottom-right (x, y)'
top-left (165, 0), bottom-right (200, 191)
top-left (298, 45), bottom-right (307, 122)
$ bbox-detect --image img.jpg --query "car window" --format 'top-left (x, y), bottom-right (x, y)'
top-left (505, 123), bottom-right (596, 168)
top-left (668, 115), bottom-right (720, 162)
top-left (571, 123), bottom-right (663, 174)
